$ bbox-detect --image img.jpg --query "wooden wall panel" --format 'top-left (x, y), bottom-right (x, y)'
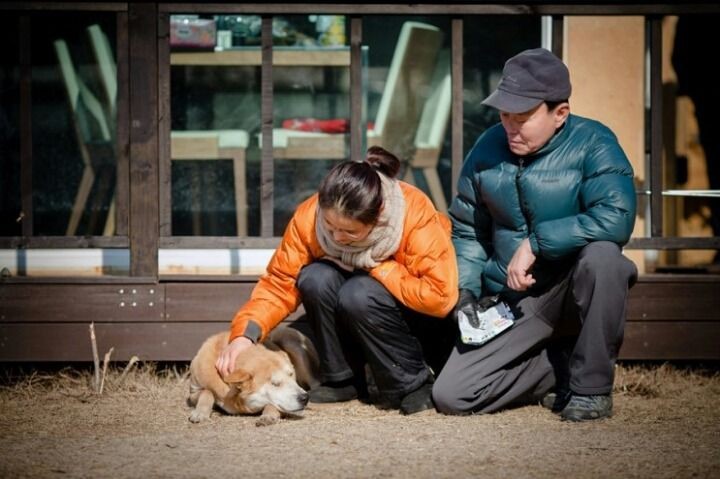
top-left (0, 284), bottom-right (165, 323)
top-left (0, 322), bottom-right (227, 362)
top-left (165, 283), bottom-right (254, 322)
top-left (620, 322), bottom-right (720, 360)
top-left (626, 281), bottom-right (720, 321)
top-left (0, 277), bottom-right (717, 362)
top-left (164, 283), bottom-right (306, 322)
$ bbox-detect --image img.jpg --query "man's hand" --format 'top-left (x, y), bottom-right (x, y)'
top-left (506, 238), bottom-right (537, 291)
top-left (455, 289), bottom-right (480, 325)
top-left (215, 336), bottom-right (253, 378)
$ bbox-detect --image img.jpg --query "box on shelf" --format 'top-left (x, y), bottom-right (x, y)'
top-left (170, 17), bottom-right (216, 49)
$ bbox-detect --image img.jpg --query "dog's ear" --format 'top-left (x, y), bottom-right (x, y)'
top-left (265, 326), bottom-right (321, 390)
top-left (225, 369), bottom-right (253, 391)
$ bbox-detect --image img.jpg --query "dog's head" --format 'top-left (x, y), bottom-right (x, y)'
top-left (224, 345), bottom-right (309, 416)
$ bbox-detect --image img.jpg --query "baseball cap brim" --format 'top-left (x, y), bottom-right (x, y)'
top-left (481, 89), bottom-right (545, 114)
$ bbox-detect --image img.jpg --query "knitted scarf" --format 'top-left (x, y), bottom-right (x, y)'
top-left (315, 173), bottom-right (405, 269)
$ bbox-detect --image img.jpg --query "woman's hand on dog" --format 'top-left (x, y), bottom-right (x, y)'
top-left (216, 337), bottom-right (253, 377)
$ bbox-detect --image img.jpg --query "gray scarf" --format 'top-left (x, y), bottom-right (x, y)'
top-left (315, 173), bottom-right (405, 269)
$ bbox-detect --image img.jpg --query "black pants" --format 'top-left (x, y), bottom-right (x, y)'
top-left (297, 260), bottom-right (454, 401)
top-left (432, 241), bottom-right (638, 414)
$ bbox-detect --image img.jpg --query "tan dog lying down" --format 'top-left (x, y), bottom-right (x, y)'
top-left (188, 326), bottom-right (320, 426)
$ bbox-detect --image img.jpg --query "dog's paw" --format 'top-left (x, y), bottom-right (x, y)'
top-left (255, 415), bottom-right (279, 427)
top-left (188, 409), bottom-right (210, 423)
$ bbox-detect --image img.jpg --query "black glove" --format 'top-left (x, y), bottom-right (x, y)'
top-left (455, 289), bottom-right (480, 327)
top-left (477, 294), bottom-right (500, 312)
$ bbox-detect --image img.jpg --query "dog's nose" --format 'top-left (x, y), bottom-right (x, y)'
top-left (298, 391), bottom-right (309, 406)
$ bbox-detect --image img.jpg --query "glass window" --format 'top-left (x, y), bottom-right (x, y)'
top-left (463, 16), bottom-right (541, 155)
top-left (167, 13), bottom-right (357, 237)
top-left (271, 14), bottom-right (353, 235)
top-left (0, 12), bottom-right (118, 237)
top-left (660, 14), bottom-right (720, 270)
top-left (0, 17), bottom-right (21, 237)
top-left (169, 14), bottom-right (260, 237)
top-left (164, 14), bottom-right (541, 238)
top-left (363, 16), bottom-right (451, 213)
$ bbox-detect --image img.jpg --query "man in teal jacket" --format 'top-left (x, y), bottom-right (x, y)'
top-left (432, 48), bottom-right (638, 421)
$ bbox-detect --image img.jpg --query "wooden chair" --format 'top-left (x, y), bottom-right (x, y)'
top-left (266, 21), bottom-right (444, 162)
top-left (54, 38), bottom-right (115, 236)
top-left (87, 25), bottom-right (116, 131)
top-left (169, 130), bottom-right (249, 236)
top-left (88, 24), bottom-right (250, 236)
top-left (403, 50), bottom-right (451, 212)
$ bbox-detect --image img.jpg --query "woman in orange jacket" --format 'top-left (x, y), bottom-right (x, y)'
top-left (216, 146), bottom-right (458, 414)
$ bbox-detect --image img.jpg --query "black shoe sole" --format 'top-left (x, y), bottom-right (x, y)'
top-left (308, 385), bottom-right (358, 403)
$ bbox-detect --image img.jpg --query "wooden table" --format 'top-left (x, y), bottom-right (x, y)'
top-left (169, 47), bottom-right (366, 230)
top-left (170, 47), bottom-right (353, 67)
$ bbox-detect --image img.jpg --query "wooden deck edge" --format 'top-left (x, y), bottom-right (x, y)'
top-left (1, 273), bottom-right (718, 361)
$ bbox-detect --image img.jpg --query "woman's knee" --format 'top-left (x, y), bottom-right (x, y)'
top-left (336, 275), bottom-right (389, 317)
top-left (297, 262), bottom-right (343, 297)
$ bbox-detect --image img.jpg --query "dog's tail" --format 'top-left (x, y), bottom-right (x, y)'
top-left (264, 326), bottom-right (321, 391)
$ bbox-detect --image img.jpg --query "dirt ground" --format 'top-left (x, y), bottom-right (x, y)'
top-left (0, 362), bottom-right (718, 479)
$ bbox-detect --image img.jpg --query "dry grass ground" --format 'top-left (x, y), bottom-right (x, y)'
top-left (0, 362), bottom-right (718, 479)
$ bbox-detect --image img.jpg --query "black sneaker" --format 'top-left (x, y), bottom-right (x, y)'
top-left (309, 380), bottom-right (358, 403)
top-left (560, 394), bottom-right (613, 421)
top-left (399, 382), bottom-right (434, 415)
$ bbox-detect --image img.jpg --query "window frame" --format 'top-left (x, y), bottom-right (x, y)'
top-left (0, 2), bottom-right (718, 280)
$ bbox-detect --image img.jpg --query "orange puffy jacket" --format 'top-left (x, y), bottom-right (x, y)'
top-left (229, 182), bottom-right (459, 343)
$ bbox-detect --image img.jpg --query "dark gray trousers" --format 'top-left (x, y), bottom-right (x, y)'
top-left (297, 260), bottom-right (454, 400)
top-left (432, 241), bottom-right (638, 415)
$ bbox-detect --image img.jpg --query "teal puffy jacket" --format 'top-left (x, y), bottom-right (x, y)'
top-left (450, 114), bottom-right (636, 298)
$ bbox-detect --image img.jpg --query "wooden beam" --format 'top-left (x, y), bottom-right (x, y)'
top-left (1, 275), bottom-right (718, 362)
top-left (1, 3), bottom-right (127, 11)
top-left (157, 10), bottom-right (172, 238)
top-left (0, 322), bottom-right (227, 362)
top-left (0, 236), bottom-right (130, 249)
top-left (260, 16), bottom-right (274, 237)
top-left (0, 283), bottom-right (165, 323)
top-left (128, 3), bottom-right (159, 277)
top-left (621, 322), bottom-right (720, 360)
top-left (627, 280), bottom-right (720, 321)
top-left (19, 15), bottom-right (32, 238)
top-left (626, 237), bottom-right (720, 250)
top-left (115, 12), bottom-right (130, 236)
top-left (156, 4), bottom-right (720, 16)
top-left (451, 18), bottom-right (463, 200)
top-left (551, 15), bottom-right (563, 57)
top-left (648, 16), bottom-right (664, 238)
top-left (350, 15), bottom-right (363, 163)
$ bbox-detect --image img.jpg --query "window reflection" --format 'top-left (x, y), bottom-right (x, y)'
top-left (0, 18), bottom-right (21, 237)
top-left (0, 13), bottom-right (117, 237)
top-left (660, 14), bottom-right (720, 270)
top-left (166, 14), bottom-right (543, 238)
top-left (168, 13), bottom-right (353, 237)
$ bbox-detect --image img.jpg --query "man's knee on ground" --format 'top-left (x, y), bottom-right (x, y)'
top-left (431, 380), bottom-right (472, 415)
